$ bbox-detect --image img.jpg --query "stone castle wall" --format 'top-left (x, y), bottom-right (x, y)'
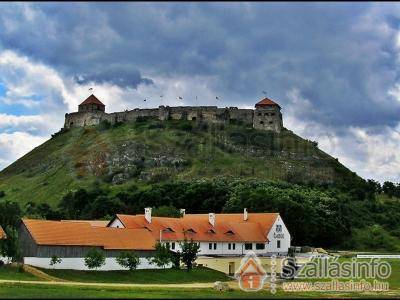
top-left (64, 105), bottom-right (282, 132)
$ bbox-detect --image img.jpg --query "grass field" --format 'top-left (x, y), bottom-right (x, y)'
top-left (1, 257), bottom-right (400, 298)
top-left (41, 267), bottom-right (229, 284)
top-left (0, 265), bottom-right (39, 281)
top-left (0, 283), bottom-right (277, 299)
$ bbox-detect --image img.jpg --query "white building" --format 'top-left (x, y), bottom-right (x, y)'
top-left (19, 209), bottom-right (291, 270)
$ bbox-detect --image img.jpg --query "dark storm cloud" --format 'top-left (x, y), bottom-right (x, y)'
top-left (1, 3), bottom-right (400, 129)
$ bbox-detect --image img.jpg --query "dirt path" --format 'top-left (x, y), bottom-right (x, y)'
top-left (22, 265), bottom-right (65, 282)
top-left (0, 279), bottom-right (239, 289)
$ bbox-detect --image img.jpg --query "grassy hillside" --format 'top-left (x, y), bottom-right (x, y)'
top-left (0, 118), bottom-right (359, 206)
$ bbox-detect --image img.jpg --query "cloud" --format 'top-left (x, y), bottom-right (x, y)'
top-left (0, 131), bottom-right (48, 169)
top-left (1, 4), bottom-right (400, 182)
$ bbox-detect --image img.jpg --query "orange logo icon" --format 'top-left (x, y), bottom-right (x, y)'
top-left (235, 251), bottom-right (267, 292)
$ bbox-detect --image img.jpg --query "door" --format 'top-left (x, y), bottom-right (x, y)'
top-left (228, 262), bottom-right (235, 276)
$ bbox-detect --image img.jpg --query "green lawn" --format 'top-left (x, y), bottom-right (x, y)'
top-left (0, 265), bottom-right (39, 281)
top-left (0, 283), bottom-right (279, 299)
top-left (40, 267), bottom-right (229, 284)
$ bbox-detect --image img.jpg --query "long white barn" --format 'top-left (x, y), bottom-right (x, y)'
top-left (18, 209), bottom-right (291, 271)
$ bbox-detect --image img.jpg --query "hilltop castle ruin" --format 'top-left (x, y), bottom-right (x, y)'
top-left (64, 95), bottom-right (283, 132)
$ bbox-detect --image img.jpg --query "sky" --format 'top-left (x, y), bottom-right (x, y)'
top-left (0, 2), bottom-right (400, 182)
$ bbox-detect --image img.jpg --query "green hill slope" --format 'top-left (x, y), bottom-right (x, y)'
top-left (0, 118), bottom-right (360, 206)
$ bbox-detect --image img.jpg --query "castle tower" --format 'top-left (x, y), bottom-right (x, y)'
top-left (78, 94), bottom-right (106, 113)
top-left (253, 97), bottom-right (283, 133)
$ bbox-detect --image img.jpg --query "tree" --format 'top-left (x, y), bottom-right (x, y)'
top-left (0, 226), bottom-right (20, 262)
top-left (50, 255), bottom-right (62, 268)
top-left (171, 251), bottom-right (182, 269)
top-left (180, 239), bottom-right (200, 271)
top-left (152, 206), bottom-right (181, 218)
top-left (149, 242), bottom-right (171, 268)
top-left (84, 248), bottom-right (106, 270)
top-left (116, 251), bottom-right (140, 271)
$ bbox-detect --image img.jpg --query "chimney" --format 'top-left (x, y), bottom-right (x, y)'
top-left (208, 213), bottom-right (215, 227)
top-left (145, 207), bottom-right (152, 223)
top-left (180, 209), bottom-right (186, 217)
top-left (243, 208), bottom-right (248, 221)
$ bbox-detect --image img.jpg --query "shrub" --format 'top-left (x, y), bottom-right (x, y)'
top-left (180, 239), bottom-right (200, 271)
top-left (116, 251), bottom-right (140, 271)
top-left (345, 225), bottom-right (400, 252)
top-left (178, 122), bottom-right (193, 132)
top-left (50, 255), bottom-right (62, 267)
top-left (149, 242), bottom-right (172, 268)
top-left (84, 248), bottom-right (106, 270)
top-left (97, 120), bottom-right (111, 131)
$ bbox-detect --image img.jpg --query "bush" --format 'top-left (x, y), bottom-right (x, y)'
top-left (180, 239), bottom-right (200, 271)
top-left (345, 225), bottom-right (400, 252)
top-left (116, 251), bottom-right (140, 271)
top-left (50, 255), bottom-right (62, 267)
top-left (149, 242), bottom-right (172, 268)
top-left (84, 248), bottom-right (106, 270)
top-left (97, 120), bottom-right (111, 131)
top-left (0, 191), bottom-right (5, 198)
top-left (178, 122), bottom-right (193, 132)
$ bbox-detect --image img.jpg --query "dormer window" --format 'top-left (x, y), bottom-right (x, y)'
top-left (164, 227), bottom-right (175, 233)
top-left (142, 226), bottom-right (152, 231)
top-left (185, 228), bottom-right (196, 234)
top-left (207, 229), bottom-right (216, 234)
top-left (225, 230), bottom-right (234, 235)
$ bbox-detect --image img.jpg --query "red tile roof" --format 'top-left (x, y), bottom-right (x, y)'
top-left (22, 219), bottom-right (156, 250)
top-left (79, 94), bottom-right (105, 107)
top-left (0, 226), bottom-right (6, 240)
top-left (255, 98), bottom-right (281, 108)
top-left (61, 220), bottom-right (109, 227)
top-left (114, 213), bottom-right (279, 243)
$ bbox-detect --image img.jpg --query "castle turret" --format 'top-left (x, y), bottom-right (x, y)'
top-left (253, 97), bottom-right (283, 133)
top-left (78, 94), bottom-right (105, 113)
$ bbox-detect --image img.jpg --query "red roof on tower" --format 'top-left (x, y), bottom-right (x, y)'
top-left (79, 94), bottom-right (105, 107)
top-left (255, 97), bottom-right (281, 109)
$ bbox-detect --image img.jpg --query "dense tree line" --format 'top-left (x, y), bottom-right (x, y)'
top-left (1, 178), bottom-right (400, 255)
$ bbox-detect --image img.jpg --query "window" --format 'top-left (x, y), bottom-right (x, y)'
top-left (171, 242), bottom-right (175, 250)
top-left (260, 121), bottom-right (264, 125)
top-left (228, 243), bottom-right (231, 250)
top-left (245, 243), bottom-right (253, 250)
top-left (277, 240), bottom-right (281, 248)
top-left (233, 243), bottom-right (236, 250)
top-left (276, 225), bottom-right (282, 232)
top-left (214, 243), bottom-right (217, 250)
top-left (269, 121), bottom-right (273, 124)
top-left (166, 242), bottom-right (170, 248)
top-left (209, 243), bottom-right (212, 250)
top-left (258, 112), bottom-right (262, 116)
top-left (256, 243), bottom-right (265, 250)
top-left (271, 113), bottom-right (275, 116)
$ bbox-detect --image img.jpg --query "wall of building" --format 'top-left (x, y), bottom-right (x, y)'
top-left (64, 105), bottom-right (283, 133)
top-left (253, 106), bottom-right (283, 132)
top-left (265, 215), bottom-right (291, 255)
top-left (23, 257), bottom-right (169, 270)
top-left (196, 256), bottom-right (284, 275)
